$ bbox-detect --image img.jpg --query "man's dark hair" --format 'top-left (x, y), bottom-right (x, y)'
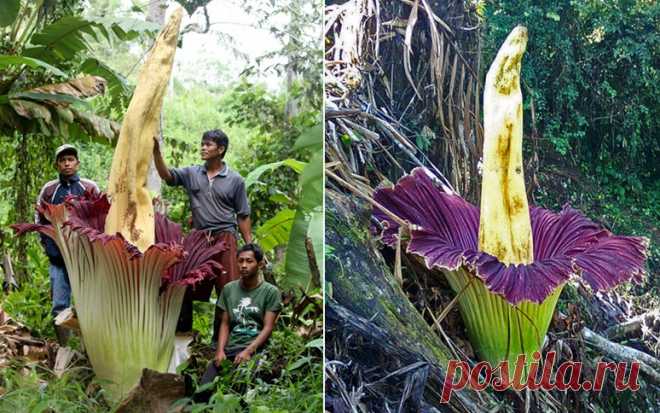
top-left (237, 243), bottom-right (264, 262)
top-left (202, 129), bottom-right (229, 158)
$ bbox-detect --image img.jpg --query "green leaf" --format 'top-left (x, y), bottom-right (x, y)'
top-left (0, 55), bottom-right (67, 77)
top-left (175, 360), bottom-right (190, 374)
top-left (30, 16), bottom-right (98, 61)
top-left (307, 210), bottom-right (323, 279)
top-left (11, 92), bottom-right (91, 110)
top-left (245, 158), bottom-right (306, 189)
top-left (325, 281), bottom-right (333, 299)
top-left (105, 16), bottom-right (159, 40)
top-left (27, 16), bottom-right (158, 62)
top-left (269, 192), bottom-right (291, 204)
top-left (255, 208), bottom-right (296, 252)
top-left (69, 108), bottom-right (119, 143)
top-left (298, 151), bottom-right (323, 212)
top-left (287, 356), bottom-right (312, 371)
top-left (293, 123), bottom-right (322, 151)
top-left (0, 0), bottom-right (20, 27)
top-left (280, 148), bottom-right (323, 291)
top-left (546, 12), bottom-right (560, 22)
top-left (305, 337), bottom-right (323, 350)
top-left (282, 207), bottom-right (311, 290)
top-left (80, 58), bottom-right (131, 103)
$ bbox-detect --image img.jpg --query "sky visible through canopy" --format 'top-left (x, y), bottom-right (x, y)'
top-left (112, 0), bottom-right (285, 89)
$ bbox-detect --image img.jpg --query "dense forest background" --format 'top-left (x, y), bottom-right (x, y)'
top-left (0, 0), bottom-right (322, 411)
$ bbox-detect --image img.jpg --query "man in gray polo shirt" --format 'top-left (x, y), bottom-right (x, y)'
top-left (153, 129), bottom-right (252, 343)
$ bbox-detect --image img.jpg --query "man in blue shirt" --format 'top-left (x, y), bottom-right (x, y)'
top-left (36, 144), bottom-right (99, 345)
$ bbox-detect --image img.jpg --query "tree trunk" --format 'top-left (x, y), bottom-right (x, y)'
top-left (325, 189), bottom-right (497, 411)
top-left (13, 133), bottom-right (30, 282)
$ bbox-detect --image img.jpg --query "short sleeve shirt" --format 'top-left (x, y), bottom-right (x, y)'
top-left (166, 164), bottom-right (250, 233)
top-left (217, 280), bottom-right (282, 352)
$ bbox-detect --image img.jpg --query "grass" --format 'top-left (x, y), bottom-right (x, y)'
top-left (0, 364), bottom-right (109, 412)
top-left (172, 329), bottom-right (323, 412)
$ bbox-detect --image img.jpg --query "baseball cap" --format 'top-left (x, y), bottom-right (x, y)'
top-left (55, 144), bottom-right (78, 160)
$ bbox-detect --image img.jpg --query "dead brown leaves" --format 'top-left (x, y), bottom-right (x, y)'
top-left (0, 306), bottom-right (54, 370)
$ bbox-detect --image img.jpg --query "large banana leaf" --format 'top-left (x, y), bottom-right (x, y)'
top-left (80, 58), bottom-right (130, 105)
top-left (283, 150), bottom-right (323, 290)
top-left (282, 207), bottom-right (313, 290)
top-left (297, 150), bottom-right (322, 212)
top-left (24, 16), bottom-right (158, 63)
top-left (0, 0), bottom-right (20, 27)
top-left (293, 123), bottom-right (323, 151)
top-left (0, 76), bottom-right (119, 142)
top-left (250, 123), bottom-right (323, 291)
top-left (307, 209), bottom-right (324, 279)
top-left (255, 208), bottom-right (296, 252)
top-left (245, 158), bottom-right (306, 189)
top-left (0, 55), bottom-right (66, 77)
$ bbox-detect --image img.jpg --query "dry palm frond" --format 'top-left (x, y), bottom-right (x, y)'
top-left (325, 0), bottom-right (482, 201)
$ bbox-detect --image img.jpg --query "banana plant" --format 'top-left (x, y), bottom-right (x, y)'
top-left (0, 0), bottom-right (157, 142)
top-left (250, 123), bottom-right (323, 291)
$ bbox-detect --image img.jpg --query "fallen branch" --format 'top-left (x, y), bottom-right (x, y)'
top-left (2, 251), bottom-right (17, 289)
top-left (54, 346), bottom-right (78, 378)
top-left (581, 326), bottom-right (660, 385)
top-left (605, 310), bottom-right (659, 341)
top-left (3, 334), bottom-right (44, 346)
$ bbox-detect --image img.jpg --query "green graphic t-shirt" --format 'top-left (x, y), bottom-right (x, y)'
top-left (217, 280), bottom-right (282, 352)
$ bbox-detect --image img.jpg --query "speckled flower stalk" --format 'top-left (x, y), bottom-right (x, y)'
top-left (14, 192), bottom-right (225, 400)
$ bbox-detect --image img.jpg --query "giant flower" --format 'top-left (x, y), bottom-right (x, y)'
top-left (12, 8), bottom-right (226, 401)
top-left (372, 27), bottom-right (648, 378)
top-left (13, 191), bottom-right (225, 400)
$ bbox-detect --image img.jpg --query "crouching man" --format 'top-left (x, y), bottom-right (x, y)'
top-left (199, 243), bottom-right (282, 390)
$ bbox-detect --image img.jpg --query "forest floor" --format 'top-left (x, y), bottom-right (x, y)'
top-left (0, 271), bottom-right (323, 413)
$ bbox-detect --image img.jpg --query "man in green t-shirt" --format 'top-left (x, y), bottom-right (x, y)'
top-left (198, 243), bottom-right (282, 390)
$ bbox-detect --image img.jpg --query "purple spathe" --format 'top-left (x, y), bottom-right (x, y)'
top-left (12, 190), bottom-right (225, 290)
top-left (373, 168), bottom-right (648, 305)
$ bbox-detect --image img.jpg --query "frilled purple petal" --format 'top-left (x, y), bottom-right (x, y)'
top-left (163, 231), bottom-right (226, 288)
top-left (573, 236), bottom-right (647, 290)
top-left (373, 167), bottom-right (649, 304)
top-left (12, 223), bottom-right (55, 238)
top-left (63, 189), bottom-right (109, 232)
top-left (374, 168), bottom-right (479, 250)
top-left (12, 191), bottom-right (224, 288)
top-left (155, 213), bottom-right (183, 244)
